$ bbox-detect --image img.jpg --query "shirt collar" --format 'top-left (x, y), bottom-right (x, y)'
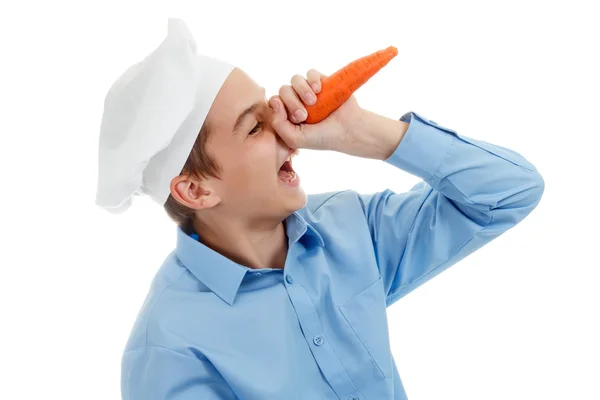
top-left (175, 210), bottom-right (325, 306)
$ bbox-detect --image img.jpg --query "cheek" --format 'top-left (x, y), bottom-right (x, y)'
top-left (227, 154), bottom-right (276, 185)
top-left (224, 138), bottom-right (278, 184)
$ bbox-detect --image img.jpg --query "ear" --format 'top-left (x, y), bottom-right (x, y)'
top-left (169, 174), bottom-right (221, 210)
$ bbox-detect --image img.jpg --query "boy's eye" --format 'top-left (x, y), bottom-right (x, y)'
top-left (249, 122), bottom-right (262, 135)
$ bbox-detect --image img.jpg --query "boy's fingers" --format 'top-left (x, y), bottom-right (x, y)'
top-left (269, 96), bottom-right (304, 148)
top-left (279, 85), bottom-right (307, 123)
top-left (306, 69), bottom-right (327, 93)
top-left (290, 74), bottom-right (316, 106)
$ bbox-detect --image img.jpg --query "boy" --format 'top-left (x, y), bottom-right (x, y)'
top-left (97, 19), bottom-right (544, 400)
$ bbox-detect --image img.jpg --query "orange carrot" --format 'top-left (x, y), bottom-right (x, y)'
top-left (304, 46), bottom-right (398, 124)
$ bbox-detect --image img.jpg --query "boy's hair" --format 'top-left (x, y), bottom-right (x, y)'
top-left (164, 121), bottom-right (222, 231)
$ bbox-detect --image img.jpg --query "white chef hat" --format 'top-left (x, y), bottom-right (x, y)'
top-left (95, 18), bottom-right (235, 214)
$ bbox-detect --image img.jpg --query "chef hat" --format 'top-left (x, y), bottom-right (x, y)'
top-left (95, 18), bottom-right (235, 214)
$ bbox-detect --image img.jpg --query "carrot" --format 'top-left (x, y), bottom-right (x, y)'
top-left (304, 46), bottom-right (398, 124)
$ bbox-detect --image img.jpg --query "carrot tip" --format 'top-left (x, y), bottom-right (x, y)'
top-left (304, 45), bottom-right (398, 124)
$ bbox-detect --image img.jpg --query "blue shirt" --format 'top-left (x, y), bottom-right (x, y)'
top-left (121, 111), bottom-right (544, 399)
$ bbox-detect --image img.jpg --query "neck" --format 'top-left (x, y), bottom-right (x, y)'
top-left (191, 214), bottom-right (289, 271)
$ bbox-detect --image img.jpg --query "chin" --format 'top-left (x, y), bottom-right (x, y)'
top-left (284, 185), bottom-right (307, 213)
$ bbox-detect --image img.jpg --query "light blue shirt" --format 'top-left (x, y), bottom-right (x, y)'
top-left (121, 111), bottom-right (544, 399)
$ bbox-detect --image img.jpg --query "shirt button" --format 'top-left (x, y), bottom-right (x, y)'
top-left (286, 275), bottom-right (294, 284)
top-left (348, 397), bottom-right (359, 400)
top-left (313, 335), bottom-right (324, 346)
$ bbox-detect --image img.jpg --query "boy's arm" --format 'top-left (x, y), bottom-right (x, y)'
top-left (121, 345), bottom-right (237, 399)
top-left (355, 111), bottom-right (544, 307)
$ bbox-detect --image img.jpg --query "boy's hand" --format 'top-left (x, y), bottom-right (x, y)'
top-left (269, 69), bottom-right (366, 153)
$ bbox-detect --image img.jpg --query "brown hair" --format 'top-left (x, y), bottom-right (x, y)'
top-left (163, 120), bottom-right (222, 232)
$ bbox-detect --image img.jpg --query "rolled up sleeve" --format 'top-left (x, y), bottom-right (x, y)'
top-left (356, 111), bottom-right (544, 306)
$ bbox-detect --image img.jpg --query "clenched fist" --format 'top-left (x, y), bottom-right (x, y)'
top-left (269, 69), bottom-right (365, 152)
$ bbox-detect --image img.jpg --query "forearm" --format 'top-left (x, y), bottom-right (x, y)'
top-left (349, 109), bottom-right (409, 160)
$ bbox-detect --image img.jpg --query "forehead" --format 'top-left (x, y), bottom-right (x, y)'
top-left (209, 68), bottom-right (265, 128)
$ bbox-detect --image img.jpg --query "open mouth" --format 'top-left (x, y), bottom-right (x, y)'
top-left (278, 159), bottom-right (298, 184)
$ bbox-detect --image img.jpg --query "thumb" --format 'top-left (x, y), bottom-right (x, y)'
top-left (269, 96), bottom-right (305, 148)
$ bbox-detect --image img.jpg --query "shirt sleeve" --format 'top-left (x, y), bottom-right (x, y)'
top-left (121, 345), bottom-right (237, 400)
top-left (356, 111), bottom-right (545, 307)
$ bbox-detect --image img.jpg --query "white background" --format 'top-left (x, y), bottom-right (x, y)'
top-left (1, 0), bottom-right (598, 399)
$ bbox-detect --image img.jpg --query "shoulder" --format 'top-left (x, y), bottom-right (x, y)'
top-left (123, 251), bottom-right (231, 356)
top-left (121, 253), bottom-right (195, 352)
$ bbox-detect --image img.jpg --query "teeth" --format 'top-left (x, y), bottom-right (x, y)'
top-left (280, 170), bottom-right (296, 183)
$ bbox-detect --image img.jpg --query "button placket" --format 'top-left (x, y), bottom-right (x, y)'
top-left (283, 256), bottom-right (362, 398)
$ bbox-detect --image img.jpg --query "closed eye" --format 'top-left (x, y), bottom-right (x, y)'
top-left (249, 122), bottom-right (262, 135)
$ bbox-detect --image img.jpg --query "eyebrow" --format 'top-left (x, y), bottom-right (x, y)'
top-left (232, 88), bottom-right (267, 135)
